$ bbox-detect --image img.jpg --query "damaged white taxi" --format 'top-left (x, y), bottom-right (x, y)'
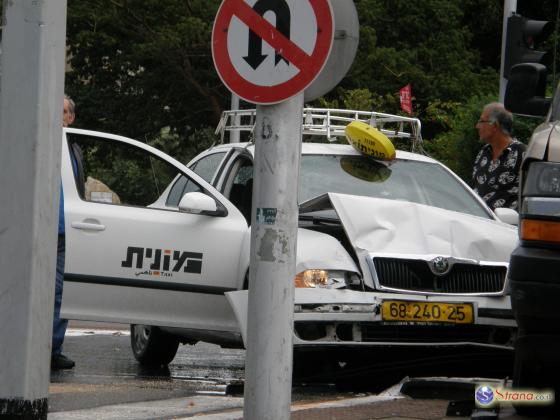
top-left (61, 108), bottom-right (518, 375)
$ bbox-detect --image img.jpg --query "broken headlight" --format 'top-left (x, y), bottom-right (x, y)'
top-left (294, 270), bottom-right (357, 289)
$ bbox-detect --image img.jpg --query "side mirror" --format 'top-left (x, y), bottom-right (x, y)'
top-left (494, 207), bottom-right (519, 226)
top-left (178, 192), bottom-right (225, 216)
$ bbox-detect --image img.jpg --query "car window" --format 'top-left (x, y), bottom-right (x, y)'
top-left (299, 154), bottom-right (492, 219)
top-left (232, 160), bottom-right (253, 186)
top-left (226, 158), bottom-right (253, 223)
top-left (67, 133), bottom-right (201, 208)
top-left (190, 152), bottom-right (227, 183)
top-left (165, 175), bottom-right (201, 207)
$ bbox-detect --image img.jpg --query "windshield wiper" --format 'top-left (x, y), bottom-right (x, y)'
top-left (298, 213), bottom-right (341, 225)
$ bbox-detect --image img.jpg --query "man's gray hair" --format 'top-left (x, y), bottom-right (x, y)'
top-left (484, 102), bottom-right (513, 135)
top-left (64, 94), bottom-right (76, 115)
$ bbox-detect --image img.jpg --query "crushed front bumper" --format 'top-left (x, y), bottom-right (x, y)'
top-left (226, 288), bottom-right (516, 350)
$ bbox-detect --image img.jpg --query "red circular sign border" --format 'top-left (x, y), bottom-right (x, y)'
top-left (212, 0), bottom-right (334, 105)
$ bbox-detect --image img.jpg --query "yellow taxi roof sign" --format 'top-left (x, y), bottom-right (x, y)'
top-left (344, 121), bottom-right (396, 161)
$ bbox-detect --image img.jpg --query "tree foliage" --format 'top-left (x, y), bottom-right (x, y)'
top-left (345, 0), bottom-right (498, 108)
top-left (1, 0), bottom-right (558, 180)
top-left (65, 0), bottom-right (224, 144)
top-left (425, 96), bottom-right (537, 183)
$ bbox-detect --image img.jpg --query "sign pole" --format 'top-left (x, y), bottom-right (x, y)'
top-left (230, 94), bottom-right (241, 143)
top-left (211, 2), bottom-right (334, 418)
top-left (499, 0), bottom-right (517, 103)
top-left (244, 92), bottom-right (304, 420)
top-left (0, 1), bottom-right (67, 418)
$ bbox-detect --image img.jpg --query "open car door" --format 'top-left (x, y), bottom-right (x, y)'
top-left (60, 129), bottom-right (247, 336)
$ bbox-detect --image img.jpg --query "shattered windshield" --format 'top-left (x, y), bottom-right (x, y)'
top-left (299, 154), bottom-right (492, 219)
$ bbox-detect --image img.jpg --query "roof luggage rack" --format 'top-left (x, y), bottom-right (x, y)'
top-left (215, 108), bottom-right (424, 153)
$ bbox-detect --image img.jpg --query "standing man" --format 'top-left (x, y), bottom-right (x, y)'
top-left (472, 102), bottom-right (526, 211)
top-left (51, 95), bottom-right (76, 370)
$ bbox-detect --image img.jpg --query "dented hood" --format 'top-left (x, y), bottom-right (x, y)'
top-left (300, 193), bottom-right (518, 262)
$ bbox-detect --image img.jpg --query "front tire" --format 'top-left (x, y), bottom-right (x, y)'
top-left (130, 324), bottom-right (180, 367)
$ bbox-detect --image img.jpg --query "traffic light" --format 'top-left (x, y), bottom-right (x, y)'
top-left (505, 63), bottom-right (551, 117)
top-left (503, 14), bottom-right (554, 116)
top-left (504, 14), bottom-right (553, 79)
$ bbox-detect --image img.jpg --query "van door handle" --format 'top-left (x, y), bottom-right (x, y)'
top-left (71, 221), bottom-right (106, 232)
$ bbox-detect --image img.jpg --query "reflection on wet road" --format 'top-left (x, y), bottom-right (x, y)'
top-left (49, 325), bottom-right (514, 415)
top-left (50, 329), bottom-right (245, 412)
top-left (49, 328), bottom-right (342, 413)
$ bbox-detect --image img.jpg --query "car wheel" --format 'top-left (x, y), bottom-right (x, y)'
top-left (130, 324), bottom-right (180, 367)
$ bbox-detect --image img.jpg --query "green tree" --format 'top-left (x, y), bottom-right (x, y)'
top-left (333, 1), bottom-right (498, 115)
top-left (65, 0), bottom-right (225, 149)
top-left (426, 96), bottom-right (538, 182)
top-left (425, 95), bottom-right (495, 180)
top-left (1, 0), bottom-right (557, 176)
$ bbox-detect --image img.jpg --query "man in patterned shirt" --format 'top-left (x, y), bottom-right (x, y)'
top-left (472, 102), bottom-right (526, 210)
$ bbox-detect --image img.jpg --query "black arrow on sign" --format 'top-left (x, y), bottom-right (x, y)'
top-left (243, 0), bottom-right (291, 70)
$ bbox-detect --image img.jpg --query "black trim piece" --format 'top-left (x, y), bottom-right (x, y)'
top-left (510, 245), bottom-right (560, 282)
top-left (65, 273), bottom-right (234, 295)
top-left (478, 308), bottom-right (514, 319)
top-left (0, 398), bottom-right (48, 419)
top-left (213, 148), bottom-right (236, 187)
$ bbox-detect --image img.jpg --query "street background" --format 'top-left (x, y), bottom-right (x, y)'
top-left (48, 322), bottom-right (531, 419)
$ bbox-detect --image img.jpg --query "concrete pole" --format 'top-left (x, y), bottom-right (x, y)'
top-left (499, 0), bottom-right (517, 103)
top-left (243, 92), bottom-right (304, 420)
top-left (0, 1), bottom-right (67, 418)
top-left (230, 93), bottom-right (241, 143)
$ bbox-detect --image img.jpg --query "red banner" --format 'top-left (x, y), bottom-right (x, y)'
top-left (399, 84), bottom-right (413, 115)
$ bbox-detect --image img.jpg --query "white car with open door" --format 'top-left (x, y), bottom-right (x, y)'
top-left (62, 108), bottom-right (518, 377)
top-left (61, 128), bottom-right (248, 365)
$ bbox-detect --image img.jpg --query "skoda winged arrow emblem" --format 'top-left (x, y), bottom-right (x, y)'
top-left (430, 256), bottom-right (450, 275)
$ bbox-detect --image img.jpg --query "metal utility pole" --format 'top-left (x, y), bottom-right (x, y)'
top-left (243, 93), bottom-right (304, 420)
top-left (0, 1), bottom-right (68, 418)
top-left (230, 93), bottom-right (241, 143)
top-left (211, 2), bottom-right (334, 418)
top-left (499, 0), bottom-right (517, 102)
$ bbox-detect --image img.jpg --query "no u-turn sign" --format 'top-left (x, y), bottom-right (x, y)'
top-left (212, 0), bottom-right (334, 104)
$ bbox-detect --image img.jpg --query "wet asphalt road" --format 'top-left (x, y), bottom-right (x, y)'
top-left (48, 323), bottom-right (516, 416)
top-left (49, 328), bottom-right (242, 413)
top-left (48, 324), bottom-right (347, 414)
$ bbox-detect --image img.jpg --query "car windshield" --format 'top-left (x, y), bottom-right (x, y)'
top-left (299, 154), bottom-right (491, 219)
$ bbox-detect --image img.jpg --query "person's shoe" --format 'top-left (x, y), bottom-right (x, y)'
top-left (51, 354), bottom-right (75, 370)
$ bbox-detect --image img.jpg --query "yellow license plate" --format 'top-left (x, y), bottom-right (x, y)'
top-left (381, 300), bottom-right (474, 324)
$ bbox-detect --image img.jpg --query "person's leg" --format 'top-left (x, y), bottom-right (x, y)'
top-left (51, 235), bottom-right (74, 369)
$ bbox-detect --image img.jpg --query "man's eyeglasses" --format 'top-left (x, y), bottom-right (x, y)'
top-left (476, 119), bottom-right (493, 125)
